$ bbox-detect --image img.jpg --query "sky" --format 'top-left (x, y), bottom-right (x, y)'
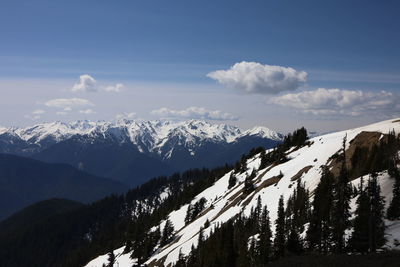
top-left (0, 0), bottom-right (399, 133)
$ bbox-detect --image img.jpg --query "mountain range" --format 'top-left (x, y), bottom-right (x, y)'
top-left (0, 120), bottom-right (283, 186)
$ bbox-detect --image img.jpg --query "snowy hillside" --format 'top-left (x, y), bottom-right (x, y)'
top-left (85, 118), bottom-right (400, 267)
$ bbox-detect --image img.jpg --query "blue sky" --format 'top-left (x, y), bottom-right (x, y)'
top-left (0, 0), bottom-right (399, 132)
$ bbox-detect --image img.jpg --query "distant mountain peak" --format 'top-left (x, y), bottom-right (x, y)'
top-left (242, 126), bottom-right (283, 140)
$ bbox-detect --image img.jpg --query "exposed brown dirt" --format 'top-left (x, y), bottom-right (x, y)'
top-left (290, 165), bottom-right (313, 181)
top-left (241, 175), bottom-right (282, 207)
top-left (328, 131), bottom-right (387, 179)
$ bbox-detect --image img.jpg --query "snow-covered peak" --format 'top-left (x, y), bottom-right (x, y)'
top-left (242, 126), bottom-right (283, 141)
top-left (0, 119), bottom-right (283, 153)
top-left (0, 126), bottom-right (9, 135)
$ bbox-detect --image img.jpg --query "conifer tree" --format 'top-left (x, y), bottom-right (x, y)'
top-left (349, 177), bottom-right (370, 252)
top-left (256, 205), bottom-right (272, 264)
top-left (350, 174), bottom-right (386, 253)
top-left (255, 195), bottom-right (262, 225)
top-left (367, 173), bottom-right (386, 252)
top-left (160, 219), bottom-right (174, 246)
top-left (198, 227), bottom-right (204, 246)
top-left (285, 180), bottom-right (309, 254)
top-left (332, 135), bottom-right (352, 253)
top-left (274, 195), bottom-right (286, 258)
top-left (228, 172), bottom-right (237, 189)
top-left (175, 249), bottom-right (186, 267)
top-left (244, 173), bottom-right (255, 194)
top-left (387, 162), bottom-right (400, 220)
top-left (185, 204), bottom-right (193, 225)
top-left (307, 166), bottom-right (334, 253)
top-left (249, 237), bottom-right (257, 266)
top-left (286, 229), bottom-right (302, 254)
top-left (107, 251), bottom-right (115, 267)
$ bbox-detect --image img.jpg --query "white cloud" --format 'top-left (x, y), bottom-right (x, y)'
top-left (269, 88), bottom-right (400, 117)
top-left (56, 111), bottom-right (67, 116)
top-left (45, 98), bottom-right (94, 110)
top-left (151, 107), bottom-right (239, 121)
top-left (71, 74), bottom-right (97, 92)
top-left (105, 83), bottom-right (124, 93)
top-left (79, 109), bottom-right (96, 114)
top-left (32, 109), bottom-right (45, 115)
top-left (207, 61), bottom-right (307, 94)
top-left (115, 112), bottom-right (136, 120)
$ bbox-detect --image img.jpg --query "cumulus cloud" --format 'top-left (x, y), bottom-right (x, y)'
top-left (45, 98), bottom-right (94, 110)
top-left (71, 74), bottom-right (97, 92)
top-left (207, 61), bottom-right (307, 94)
top-left (151, 107), bottom-right (239, 121)
top-left (269, 88), bottom-right (400, 117)
top-left (115, 112), bottom-right (136, 120)
top-left (79, 109), bottom-right (96, 114)
top-left (105, 83), bottom-right (124, 93)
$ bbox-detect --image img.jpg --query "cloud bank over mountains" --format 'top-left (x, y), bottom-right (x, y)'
top-left (151, 107), bottom-right (239, 121)
top-left (270, 88), bottom-right (400, 117)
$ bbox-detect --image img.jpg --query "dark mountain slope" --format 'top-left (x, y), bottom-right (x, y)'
top-left (32, 136), bottom-right (175, 186)
top-left (0, 198), bottom-right (83, 238)
top-left (0, 154), bottom-right (127, 220)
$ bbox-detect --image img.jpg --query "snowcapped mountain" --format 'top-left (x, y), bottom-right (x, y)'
top-left (84, 118), bottom-right (400, 267)
top-left (0, 120), bottom-right (281, 153)
top-left (0, 120), bottom-right (283, 186)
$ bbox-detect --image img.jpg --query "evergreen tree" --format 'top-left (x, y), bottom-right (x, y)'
top-left (259, 149), bottom-right (268, 170)
top-left (204, 219), bottom-right (210, 228)
top-left (286, 229), bottom-right (302, 254)
top-left (175, 249), bottom-right (186, 267)
top-left (332, 135), bottom-right (352, 253)
top-left (161, 219), bottom-right (175, 246)
top-left (350, 174), bottom-right (386, 253)
top-left (244, 174), bottom-right (255, 195)
top-left (106, 251), bottom-right (115, 267)
top-left (285, 180), bottom-right (309, 254)
top-left (256, 205), bottom-right (272, 264)
top-left (307, 166), bottom-right (334, 253)
top-left (349, 177), bottom-right (370, 252)
top-left (255, 195), bottom-right (262, 225)
top-left (228, 172), bottom-right (237, 189)
top-left (249, 237), bottom-right (257, 266)
top-left (387, 163), bottom-right (400, 220)
top-left (274, 195), bottom-right (286, 258)
top-left (185, 204), bottom-right (193, 225)
top-left (198, 226), bottom-right (204, 246)
top-left (367, 173), bottom-right (386, 252)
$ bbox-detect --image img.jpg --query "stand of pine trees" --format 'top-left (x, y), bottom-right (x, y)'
top-left (173, 132), bottom-right (400, 266)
